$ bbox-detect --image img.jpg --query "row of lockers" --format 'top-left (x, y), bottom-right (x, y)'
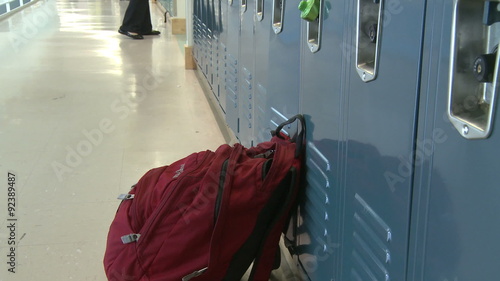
top-left (0, 0), bottom-right (32, 17)
top-left (192, 0), bottom-right (500, 280)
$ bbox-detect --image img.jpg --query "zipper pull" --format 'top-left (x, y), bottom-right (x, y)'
top-left (254, 149), bottom-right (275, 158)
top-left (182, 267), bottom-right (208, 281)
top-left (121, 234), bottom-right (141, 244)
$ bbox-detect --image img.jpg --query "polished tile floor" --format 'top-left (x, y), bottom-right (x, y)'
top-left (0, 0), bottom-right (226, 280)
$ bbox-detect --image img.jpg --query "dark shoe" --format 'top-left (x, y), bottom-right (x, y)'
top-left (118, 29), bottom-right (144, 39)
top-left (143, 30), bottom-right (161, 35)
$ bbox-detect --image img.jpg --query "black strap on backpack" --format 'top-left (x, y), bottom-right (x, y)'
top-left (273, 114), bottom-right (306, 158)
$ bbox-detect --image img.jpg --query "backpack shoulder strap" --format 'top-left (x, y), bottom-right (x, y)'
top-left (248, 165), bottom-right (299, 281)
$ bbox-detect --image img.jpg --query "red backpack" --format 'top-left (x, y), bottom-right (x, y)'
top-left (103, 115), bottom-right (305, 281)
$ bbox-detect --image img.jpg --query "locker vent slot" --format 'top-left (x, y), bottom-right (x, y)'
top-left (307, 142), bottom-right (331, 172)
top-left (352, 194), bottom-right (391, 281)
top-left (205, 32), bottom-right (213, 76)
top-left (227, 87), bottom-right (238, 107)
top-left (255, 83), bottom-right (269, 143)
top-left (226, 53), bottom-right (238, 108)
top-left (269, 107), bottom-right (290, 136)
top-left (241, 66), bottom-right (253, 128)
top-left (218, 42), bottom-right (227, 106)
top-left (298, 143), bottom-right (334, 276)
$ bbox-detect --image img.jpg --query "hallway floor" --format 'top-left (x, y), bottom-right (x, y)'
top-left (0, 0), bottom-right (226, 279)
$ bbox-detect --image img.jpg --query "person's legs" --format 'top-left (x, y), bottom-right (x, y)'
top-left (120, 0), bottom-right (151, 34)
top-left (137, 0), bottom-right (153, 34)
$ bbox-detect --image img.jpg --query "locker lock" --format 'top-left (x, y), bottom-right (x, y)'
top-left (355, 0), bottom-right (384, 82)
top-left (447, 0), bottom-right (500, 139)
top-left (473, 52), bottom-right (497, 83)
top-left (368, 24), bottom-right (378, 43)
top-left (298, 0), bottom-right (320, 22)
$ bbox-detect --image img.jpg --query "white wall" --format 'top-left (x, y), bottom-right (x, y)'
top-left (176, 0), bottom-right (185, 18)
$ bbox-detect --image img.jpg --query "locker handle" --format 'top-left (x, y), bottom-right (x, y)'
top-left (447, 0), bottom-right (500, 139)
top-left (242, 0), bottom-right (247, 13)
top-left (303, 0), bottom-right (323, 53)
top-left (257, 0), bottom-right (264, 21)
top-left (272, 0), bottom-right (285, 34)
top-left (355, 0), bottom-right (383, 82)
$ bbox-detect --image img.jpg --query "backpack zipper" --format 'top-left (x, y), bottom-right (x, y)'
top-left (262, 159), bottom-right (273, 180)
top-left (254, 149), bottom-right (275, 159)
top-left (214, 159), bottom-right (229, 224)
top-left (182, 267), bottom-right (208, 281)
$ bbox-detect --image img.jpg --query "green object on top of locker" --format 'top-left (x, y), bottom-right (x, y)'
top-left (298, 0), bottom-right (320, 21)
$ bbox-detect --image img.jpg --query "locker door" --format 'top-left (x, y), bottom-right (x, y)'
top-left (238, 0), bottom-right (256, 146)
top-left (296, 0), bottom-right (348, 279)
top-left (265, 0), bottom-right (301, 140)
top-left (209, 0), bottom-right (220, 98)
top-left (253, 0), bottom-right (301, 144)
top-left (205, 0), bottom-right (214, 80)
top-left (224, 0), bottom-right (240, 138)
top-left (217, 0), bottom-right (228, 112)
top-left (408, 1), bottom-right (500, 280)
top-left (193, 0), bottom-right (202, 66)
top-left (200, 0), bottom-right (209, 75)
top-left (339, 1), bottom-right (426, 280)
top-left (253, 0), bottom-right (271, 144)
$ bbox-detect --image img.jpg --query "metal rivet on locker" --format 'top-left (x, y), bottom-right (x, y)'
top-left (462, 125), bottom-right (469, 135)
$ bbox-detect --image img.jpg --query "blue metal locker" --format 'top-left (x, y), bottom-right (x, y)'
top-left (204, 0), bottom-right (214, 79)
top-left (193, 0), bottom-right (203, 66)
top-left (298, 0), bottom-right (428, 280)
top-left (200, 0), bottom-right (210, 74)
top-left (253, 0), bottom-right (271, 144)
top-left (197, 0), bottom-right (210, 78)
top-left (238, 0), bottom-right (256, 147)
top-left (207, 0), bottom-right (217, 90)
top-left (407, 1), bottom-right (500, 280)
top-left (337, 1), bottom-right (427, 280)
top-left (224, 0), bottom-right (241, 137)
top-left (254, 0), bottom-right (302, 144)
top-left (296, 0), bottom-right (348, 279)
top-left (216, 0), bottom-right (228, 112)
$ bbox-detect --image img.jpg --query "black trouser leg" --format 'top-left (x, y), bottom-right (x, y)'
top-left (120, 0), bottom-right (152, 34)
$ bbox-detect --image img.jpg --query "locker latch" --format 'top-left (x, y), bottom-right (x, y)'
top-left (302, 0), bottom-right (323, 52)
top-left (355, 0), bottom-right (383, 82)
top-left (448, 0), bottom-right (500, 139)
top-left (257, 0), bottom-right (264, 21)
top-left (272, 0), bottom-right (285, 34)
top-left (241, 0), bottom-right (247, 13)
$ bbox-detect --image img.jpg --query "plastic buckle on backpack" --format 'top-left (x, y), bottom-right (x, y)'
top-left (182, 267), bottom-right (208, 281)
top-left (117, 194), bottom-right (135, 200)
top-left (121, 233), bottom-right (141, 244)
